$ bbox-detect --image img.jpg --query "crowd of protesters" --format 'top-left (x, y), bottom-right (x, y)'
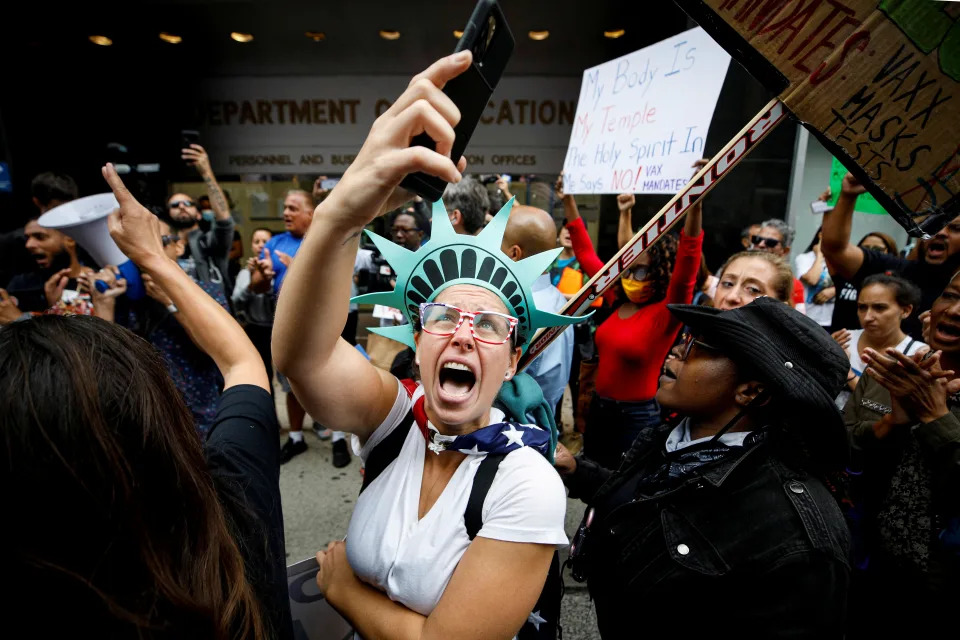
top-left (1, 50), bottom-right (957, 639)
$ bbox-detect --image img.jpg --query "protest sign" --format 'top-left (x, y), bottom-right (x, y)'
top-left (828, 156), bottom-right (886, 214)
top-left (287, 557), bottom-right (354, 640)
top-left (674, 0), bottom-right (960, 236)
top-left (561, 26), bottom-right (731, 195)
top-left (520, 98), bottom-right (788, 370)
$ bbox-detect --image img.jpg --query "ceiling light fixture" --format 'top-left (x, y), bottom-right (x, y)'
top-left (604, 29), bottom-right (625, 39)
top-left (305, 31), bottom-right (326, 42)
top-left (159, 32), bottom-right (182, 44)
top-left (230, 32), bottom-right (254, 43)
top-left (453, 30), bottom-right (463, 38)
top-left (379, 30), bottom-right (400, 40)
top-left (89, 35), bottom-right (113, 46)
top-left (528, 30), bottom-right (550, 41)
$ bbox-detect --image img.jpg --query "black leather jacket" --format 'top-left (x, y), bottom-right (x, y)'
top-left (565, 423), bottom-right (850, 639)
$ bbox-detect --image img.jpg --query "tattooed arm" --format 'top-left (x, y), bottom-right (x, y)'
top-left (183, 144), bottom-right (232, 222)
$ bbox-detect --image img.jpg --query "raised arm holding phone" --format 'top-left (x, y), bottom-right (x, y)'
top-left (273, 38), bottom-right (581, 638)
top-left (166, 143), bottom-right (236, 297)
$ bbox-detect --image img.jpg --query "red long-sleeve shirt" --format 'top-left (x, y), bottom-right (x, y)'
top-left (567, 216), bottom-right (703, 401)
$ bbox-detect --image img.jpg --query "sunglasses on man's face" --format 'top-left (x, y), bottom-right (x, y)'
top-left (751, 235), bottom-right (781, 249)
top-left (391, 226), bottom-right (420, 235)
top-left (161, 234), bottom-right (179, 246)
top-left (169, 200), bottom-right (196, 210)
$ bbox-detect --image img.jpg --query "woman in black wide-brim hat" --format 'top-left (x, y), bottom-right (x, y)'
top-left (555, 296), bottom-right (852, 638)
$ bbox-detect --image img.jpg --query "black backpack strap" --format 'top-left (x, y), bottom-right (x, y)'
top-left (464, 453), bottom-right (506, 540)
top-left (465, 451), bottom-right (562, 639)
top-left (359, 409), bottom-right (415, 494)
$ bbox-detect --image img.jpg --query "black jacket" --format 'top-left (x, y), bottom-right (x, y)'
top-left (186, 219), bottom-right (234, 302)
top-left (565, 422), bottom-right (850, 639)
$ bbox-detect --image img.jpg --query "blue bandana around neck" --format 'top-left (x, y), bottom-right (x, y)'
top-left (423, 420), bottom-right (550, 459)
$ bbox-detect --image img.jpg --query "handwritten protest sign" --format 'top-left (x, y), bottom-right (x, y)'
top-left (674, 0), bottom-right (960, 235)
top-left (562, 26), bottom-right (731, 195)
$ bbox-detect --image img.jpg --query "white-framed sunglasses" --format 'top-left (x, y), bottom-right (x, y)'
top-left (418, 302), bottom-right (519, 345)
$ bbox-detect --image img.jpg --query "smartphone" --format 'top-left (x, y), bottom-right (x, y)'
top-left (501, 174), bottom-right (511, 183)
top-left (320, 177), bottom-right (340, 190)
top-left (399, 0), bottom-right (514, 201)
top-left (810, 200), bottom-right (833, 214)
top-left (181, 129), bottom-right (200, 150)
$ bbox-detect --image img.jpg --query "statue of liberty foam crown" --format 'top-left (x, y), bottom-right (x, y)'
top-left (351, 196), bottom-right (590, 352)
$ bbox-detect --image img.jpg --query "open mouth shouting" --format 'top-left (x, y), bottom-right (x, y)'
top-left (934, 320), bottom-right (960, 346)
top-left (31, 252), bottom-right (51, 268)
top-left (659, 359), bottom-right (679, 387)
top-left (437, 359), bottom-right (478, 404)
top-left (926, 238), bottom-right (949, 262)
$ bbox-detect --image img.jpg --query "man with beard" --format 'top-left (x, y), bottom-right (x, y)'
top-left (3, 173), bottom-right (96, 315)
top-left (822, 173), bottom-right (960, 339)
top-left (2, 172), bottom-right (78, 289)
top-left (164, 144), bottom-right (234, 300)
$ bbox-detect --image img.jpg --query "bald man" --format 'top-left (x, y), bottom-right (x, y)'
top-left (500, 205), bottom-right (574, 413)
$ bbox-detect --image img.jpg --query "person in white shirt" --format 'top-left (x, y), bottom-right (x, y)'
top-left (232, 228), bottom-right (275, 377)
top-left (272, 51), bottom-right (587, 640)
top-left (832, 273), bottom-right (926, 409)
top-left (795, 227), bottom-right (835, 327)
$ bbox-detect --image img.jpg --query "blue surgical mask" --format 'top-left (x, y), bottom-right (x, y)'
top-left (201, 209), bottom-right (215, 222)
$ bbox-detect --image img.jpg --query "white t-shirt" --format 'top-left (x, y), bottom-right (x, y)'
top-left (794, 251), bottom-right (834, 327)
top-left (345, 382), bottom-right (568, 620)
top-left (835, 329), bottom-right (927, 410)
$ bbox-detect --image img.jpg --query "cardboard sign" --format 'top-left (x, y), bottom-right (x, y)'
top-left (562, 26), bottom-right (731, 195)
top-left (675, 0), bottom-right (960, 235)
top-left (287, 557), bottom-right (354, 640)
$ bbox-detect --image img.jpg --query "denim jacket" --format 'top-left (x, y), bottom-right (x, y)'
top-left (565, 422), bottom-right (850, 639)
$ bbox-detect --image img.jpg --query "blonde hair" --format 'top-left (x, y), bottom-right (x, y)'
top-left (716, 250), bottom-right (794, 304)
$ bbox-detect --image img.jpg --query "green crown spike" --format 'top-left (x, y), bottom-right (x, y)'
top-left (351, 195), bottom-right (592, 353)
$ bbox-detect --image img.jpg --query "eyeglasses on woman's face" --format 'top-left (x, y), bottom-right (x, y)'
top-left (679, 333), bottom-right (720, 361)
top-left (419, 302), bottom-right (518, 345)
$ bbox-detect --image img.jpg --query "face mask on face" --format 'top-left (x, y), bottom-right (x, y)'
top-left (621, 277), bottom-right (654, 303)
top-left (201, 209), bottom-right (215, 222)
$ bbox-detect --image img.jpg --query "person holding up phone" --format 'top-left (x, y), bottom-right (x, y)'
top-left (273, 49), bottom-right (584, 640)
top-left (165, 143), bottom-right (236, 301)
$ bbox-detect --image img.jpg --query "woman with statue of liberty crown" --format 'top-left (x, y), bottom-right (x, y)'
top-left (273, 51), bottom-right (590, 639)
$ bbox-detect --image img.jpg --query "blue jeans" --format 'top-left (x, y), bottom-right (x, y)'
top-left (584, 396), bottom-right (661, 470)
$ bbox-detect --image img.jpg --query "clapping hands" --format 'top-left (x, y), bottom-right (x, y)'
top-left (862, 348), bottom-right (960, 424)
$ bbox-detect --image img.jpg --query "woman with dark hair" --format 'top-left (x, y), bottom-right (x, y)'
top-left (830, 231), bottom-right (899, 332)
top-left (832, 273), bottom-right (925, 409)
top-left (555, 297), bottom-right (852, 637)
top-left (557, 178), bottom-right (703, 469)
top-left (843, 272), bottom-right (960, 637)
top-left (1, 165), bottom-right (291, 639)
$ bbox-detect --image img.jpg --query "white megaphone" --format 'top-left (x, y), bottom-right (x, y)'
top-left (38, 193), bottom-right (145, 300)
